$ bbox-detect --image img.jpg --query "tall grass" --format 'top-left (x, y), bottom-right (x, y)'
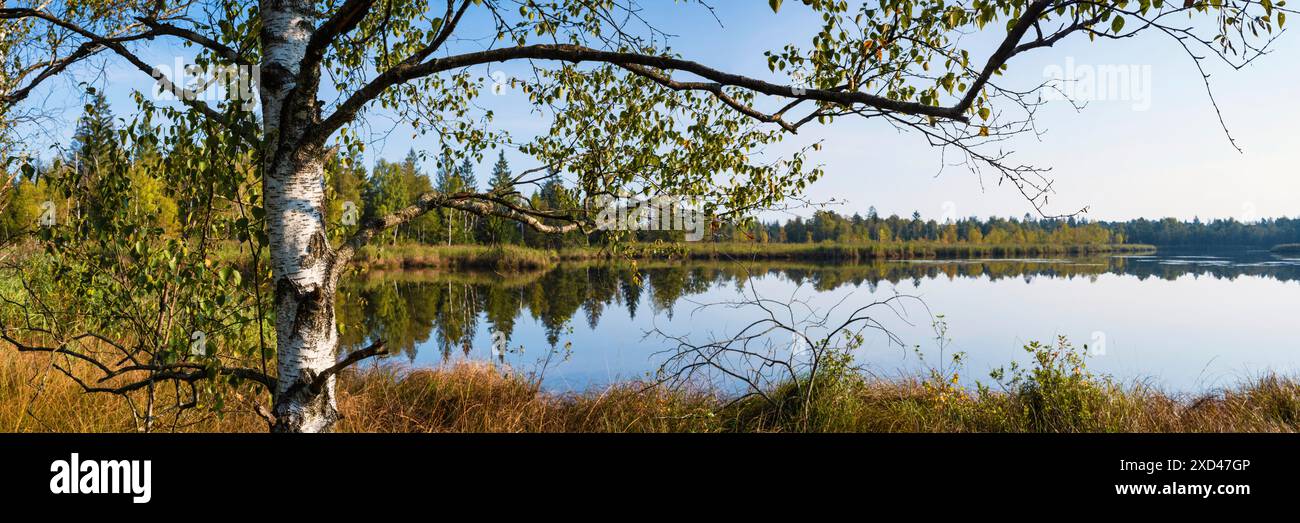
top-left (356, 244), bottom-right (560, 271)
top-left (3, 345), bottom-right (1299, 433)
top-left (352, 241), bottom-right (1156, 270)
top-left (0, 351), bottom-right (265, 432)
top-left (337, 363), bottom-right (719, 432)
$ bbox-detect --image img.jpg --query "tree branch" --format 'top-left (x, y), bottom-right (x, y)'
top-left (0, 8), bottom-right (258, 145)
top-left (615, 63), bottom-right (816, 132)
top-left (306, 1), bottom-right (1100, 147)
top-left (307, 339), bottom-right (389, 395)
top-left (2, 332), bottom-right (275, 394)
top-left (302, 0), bottom-right (381, 74)
top-left (332, 190), bottom-right (581, 275)
top-left (135, 17), bottom-right (249, 66)
top-left (307, 43), bottom-right (973, 148)
top-left (956, 0), bottom-right (1055, 112)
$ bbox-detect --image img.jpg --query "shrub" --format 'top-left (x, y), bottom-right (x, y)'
top-left (990, 337), bottom-right (1111, 432)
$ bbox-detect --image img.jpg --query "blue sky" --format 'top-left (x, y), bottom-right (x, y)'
top-left (40, 2), bottom-right (1300, 222)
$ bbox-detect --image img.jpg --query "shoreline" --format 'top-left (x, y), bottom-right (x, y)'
top-left (353, 242), bottom-right (1157, 271)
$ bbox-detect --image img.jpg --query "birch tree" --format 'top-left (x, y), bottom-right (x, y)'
top-left (0, 0), bottom-right (1287, 432)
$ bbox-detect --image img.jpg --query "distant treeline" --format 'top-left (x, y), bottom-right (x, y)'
top-left (1097, 217), bottom-right (1300, 247)
top-left (4, 93), bottom-right (1294, 250)
top-left (749, 211), bottom-right (1300, 248)
top-left (750, 209), bottom-right (1117, 245)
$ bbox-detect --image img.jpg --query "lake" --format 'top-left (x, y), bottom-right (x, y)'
top-left (338, 247), bottom-right (1300, 393)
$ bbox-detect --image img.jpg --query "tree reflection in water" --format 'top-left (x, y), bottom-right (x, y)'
top-left (337, 251), bottom-right (1300, 365)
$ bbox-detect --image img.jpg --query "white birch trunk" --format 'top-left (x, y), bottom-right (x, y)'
top-left (260, 0), bottom-right (340, 432)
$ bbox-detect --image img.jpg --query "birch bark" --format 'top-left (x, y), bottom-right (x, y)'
top-left (261, 0), bottom-right (339, 432)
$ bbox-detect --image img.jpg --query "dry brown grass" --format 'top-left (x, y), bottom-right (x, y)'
top-left (0, 351), bottom-right (718, 433)
top-left (337, 363), bottom-right (719, 432)
top-left (3, 349), bottom-right (1300, 433)
top-left (0, 350), bottom-right (264, 432)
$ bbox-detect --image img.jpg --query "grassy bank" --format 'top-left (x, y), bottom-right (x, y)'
top-left (354, 241), bottom-right (1156, 271)
top-left (3, 345), bottom-right (1296, 433)
top-left (354, 244), bottom-right (564, 271)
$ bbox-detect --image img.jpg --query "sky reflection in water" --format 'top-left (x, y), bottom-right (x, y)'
top-left (339, 248), bottom-right (1300, 392)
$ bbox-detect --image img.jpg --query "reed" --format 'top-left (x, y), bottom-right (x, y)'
top-left (3, 349), bottom-right (1296, 433)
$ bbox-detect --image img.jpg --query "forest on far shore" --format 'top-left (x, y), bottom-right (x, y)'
top-left (4, 93), bottom-right (1296, 251)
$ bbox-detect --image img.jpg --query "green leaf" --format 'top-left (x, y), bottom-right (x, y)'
top-left (1111, 16), bottom-right (1125, 34)
top-left (769, 0), bottom-right (783, 13)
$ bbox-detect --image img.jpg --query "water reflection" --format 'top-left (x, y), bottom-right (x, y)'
top-left (338, 248), bottom-right (1300, 391)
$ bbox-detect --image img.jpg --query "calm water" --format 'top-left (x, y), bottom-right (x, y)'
top-left (338, 248), bottom-right (1300, 392)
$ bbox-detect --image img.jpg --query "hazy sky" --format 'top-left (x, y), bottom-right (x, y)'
top-left (39, 2), bottom-right (1300, 222)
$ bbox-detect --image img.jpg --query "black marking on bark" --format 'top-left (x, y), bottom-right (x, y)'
top-left (270, 253), bottom-right (340, 432)
top-left (300, 228), bottom-right (329, 270)
top-left (260, 62), bottom-right (293, 94)
top-left (285, 281), bottom-right (333, 347)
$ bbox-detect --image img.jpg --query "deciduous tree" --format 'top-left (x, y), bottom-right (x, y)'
top-left (0, 0), bottom-right (1285, 432)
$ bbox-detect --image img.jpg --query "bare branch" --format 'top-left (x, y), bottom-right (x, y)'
top-left (2, 331), bottom-right (275, 394)
top-left (307, 339), bottom-right (389, 395)
top-left (308, 42), bottom-right (974, 147)
top-left (135, 17), bottom-right (248, 65)
top-left (332, 189), bottom-right (581, 276)
top-left (0, 8), bottom-right (258, 144)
